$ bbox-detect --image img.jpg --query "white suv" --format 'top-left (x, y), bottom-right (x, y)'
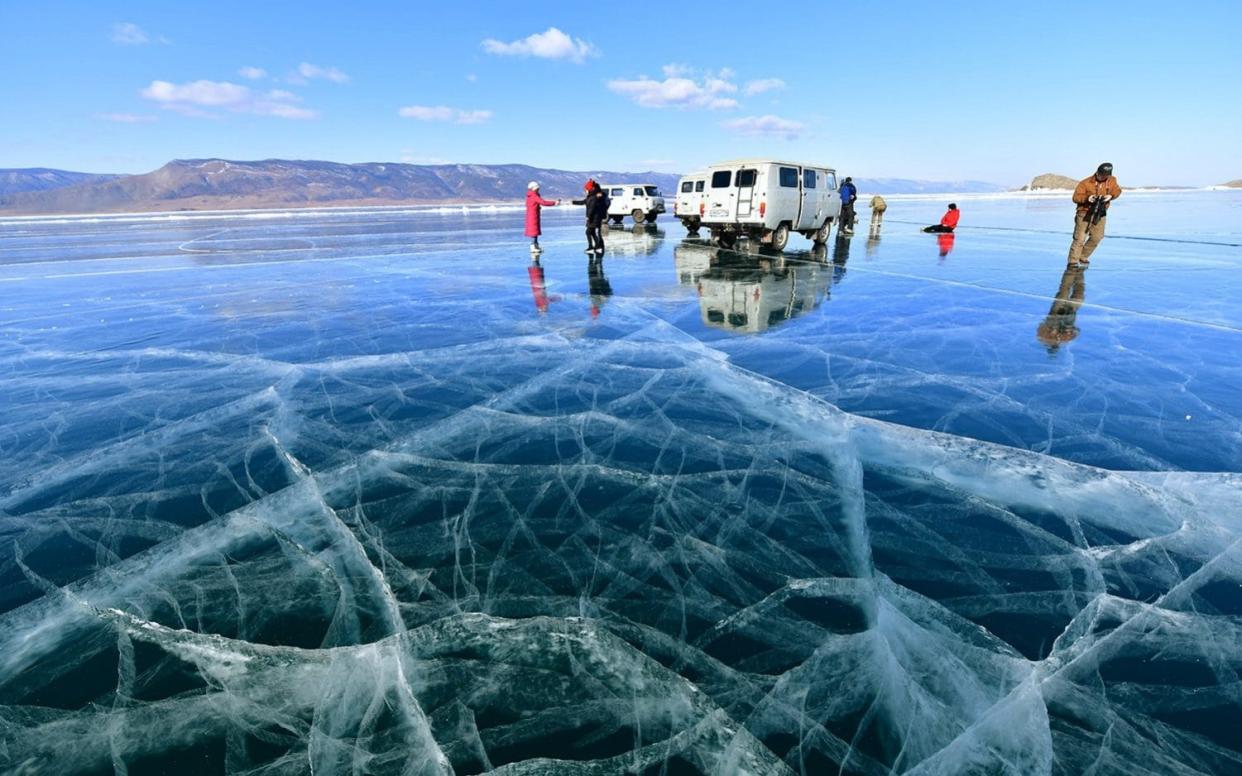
top-left (601, 184), bottom-right (666, 225)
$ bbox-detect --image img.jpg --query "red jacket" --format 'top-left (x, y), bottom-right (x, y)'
top-left (525, 190), bottom-right (556, 237)
top-left (940, 208), bottom-right (960, 229)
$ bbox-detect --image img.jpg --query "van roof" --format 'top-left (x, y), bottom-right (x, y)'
top-left (678, 171), bottom-right (708, 179)
top-left (707, 158), bottom-right (835, 170)
top-left (598, 182), bottom-right (660, 187)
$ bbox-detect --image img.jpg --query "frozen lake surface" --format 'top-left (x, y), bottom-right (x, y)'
top-left (1, 191), bottom-right (1240, 774)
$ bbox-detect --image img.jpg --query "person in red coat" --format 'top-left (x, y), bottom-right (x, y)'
top-left (923, 203), bottom-right (960, 233)
top-left (525, 181), bottom-right (559, 253)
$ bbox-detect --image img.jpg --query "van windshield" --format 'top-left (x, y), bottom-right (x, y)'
top-left (644, 186), bottom-right (660, 196)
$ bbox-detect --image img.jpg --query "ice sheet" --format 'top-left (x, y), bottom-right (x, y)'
top-left (2, 196), bottom-right (1240, 774)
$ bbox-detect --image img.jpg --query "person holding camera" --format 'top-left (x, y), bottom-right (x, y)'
top-left (1068, 162), bottom-right (1122, 267)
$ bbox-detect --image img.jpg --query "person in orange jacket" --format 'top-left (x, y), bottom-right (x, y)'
top-left (1067, 162), bottom-right (1122, 267)
top-left (922, 203), bottom-right (959, 233)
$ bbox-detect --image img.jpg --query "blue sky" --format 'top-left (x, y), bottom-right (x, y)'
top-left (2, 1), bottom-right (1240, 185)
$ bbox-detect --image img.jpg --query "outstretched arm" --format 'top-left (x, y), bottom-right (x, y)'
top-left (536, 196), bottom-right (557, 207)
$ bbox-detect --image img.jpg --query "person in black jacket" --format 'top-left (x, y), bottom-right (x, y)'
top-left (582, 181), bottom-right (609, 254)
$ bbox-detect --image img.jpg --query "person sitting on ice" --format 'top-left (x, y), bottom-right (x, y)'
top-left (922, 203), bottom-right (960, 233)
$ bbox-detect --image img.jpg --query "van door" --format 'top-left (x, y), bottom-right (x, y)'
top-left (736, 168), bottom-right (758, 218)
top-left (798, 168), bottom-right (819, 230)
top-left (708, 169), bottom-right (736, 221)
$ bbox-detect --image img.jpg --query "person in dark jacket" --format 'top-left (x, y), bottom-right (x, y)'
top-left (579, 180), bottom-right (609, 254)
top-left (839, 177), bottom-right (858, 234)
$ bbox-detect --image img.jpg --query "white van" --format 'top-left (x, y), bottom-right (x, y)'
top-left (673, 172), bottom-right (708, 234)
top-left (602, 184), bottom-right (666, 225)
top-left (700, 159), bottom-right (841, 251)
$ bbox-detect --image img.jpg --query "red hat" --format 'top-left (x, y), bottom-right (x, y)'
top-left (584, 178), bottom-right (595, 191)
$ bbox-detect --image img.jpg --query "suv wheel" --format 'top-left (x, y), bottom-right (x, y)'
top-left (771, 224), bottom-right (790, 252)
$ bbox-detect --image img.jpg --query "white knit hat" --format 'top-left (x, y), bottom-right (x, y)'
top-left (528, 181), bottom-right (539, 190)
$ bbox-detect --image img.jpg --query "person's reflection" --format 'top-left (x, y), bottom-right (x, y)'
top-left (865, 234), bottom-right (880, 259)
top-left (832, 233), bottom-right (851, 284)
top-left (528, 257), bottom-right (551, 313)
top-left (937, 232), bottom-right (956, 260)
top-left (1037, 265), bottom-right (1086, 353)
top-left (588, 255), bottom-right (613, 318)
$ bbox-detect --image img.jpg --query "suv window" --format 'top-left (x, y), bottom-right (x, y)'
top-left (826, 173), bottom-right (837, 190)
top-left (610, 188), bottom-right (624, 197)
top-left (633, 187), bottom-right (644, 197)
top-left (736, 169), bottom-right (757, 187)
top-left (711, 170), bottom-right (732, 188)
top-left (803, 170), bottom-right (816, 189)
top-left (779, 167), bottom-right (798, 188)
top-left (644, 186), bottom-right (660, 196)
top-left (681, 181), bottom-right (693, 193)
top-left (695, 180), bottom-right (704, 192)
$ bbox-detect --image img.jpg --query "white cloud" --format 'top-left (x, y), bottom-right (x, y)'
top-left (608, 69), bottom-right (739, 110)
top-left (400, 150), bottom-right (452, 165)
top-left (398, 105), bottom-right (492, 124)
top-left (721, 114), bottom-right (807, 140)
top-left (111, 22), bottom-right (149, 45)
top-left (238, 66), bottom-right (268, 80)
top-left (96, 113), bottom-right (158, 124)
top-left (744, 78), bottom-right (786, 96)
top-left (140, 80), bottom-right (318, 119)
top-left (465, 73), bottom-right (478, 83)
top-left (290, 62), bottom-right (350, 84)
top-left (481, 27), bottom-right (597, 63)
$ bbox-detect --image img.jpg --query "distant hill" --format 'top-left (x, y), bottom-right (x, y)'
top-left (0, 168), bottom-right (123, 197)
top-left (858, 178), bottom-right (1005, 195)
top-left (1018, 173), bottom-right (1078, 191)
top-left (1221, 179), bottom-right (1242, 188)
top-left (0, 159), bottom-right (683, 215)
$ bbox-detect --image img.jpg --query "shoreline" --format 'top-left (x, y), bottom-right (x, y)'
top-left (1, 187), bottom-right (1235, 223)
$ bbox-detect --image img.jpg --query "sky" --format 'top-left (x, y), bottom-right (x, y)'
top-left (2, 1), bottom-right (1240, 186)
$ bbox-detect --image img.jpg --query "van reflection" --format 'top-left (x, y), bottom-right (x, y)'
top-left (601, 223), bottom-right (665, 257)
top-left (675, 243), bottom-right (833, 334)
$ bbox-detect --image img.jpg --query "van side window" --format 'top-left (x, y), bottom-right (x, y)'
top-left (695, 181), bottom-right (704, 192)
top-left (736, 169), bottom-right (757, 187)
top-left (610, 188), bottom-right (623, 197)
top-left (681, 181), bottom-right (693, 193)
top-left (826, 173), bottom-right (837, 190)
top-left (711, 171), bottom-right (732, 188)
top-left (803, 170), bottom-right (816, 189)
top-left (633, 187), bottom-right (643, 197)
top-left (778, 167), bottom-right (798, 188)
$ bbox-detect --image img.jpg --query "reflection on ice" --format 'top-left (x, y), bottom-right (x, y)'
top-left (2, 204), bottom-right (1241, 774)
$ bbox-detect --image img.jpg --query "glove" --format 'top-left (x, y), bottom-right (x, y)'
top-left (1101, 195), bottom-right (1112, 202)
top-left (1087, 195), bottom-right (1099, 202)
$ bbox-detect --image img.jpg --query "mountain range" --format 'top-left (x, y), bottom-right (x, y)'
top-left (0, 168), bottom-right (122, 197)
top-left (4, 159), bottom-right (1225, 216)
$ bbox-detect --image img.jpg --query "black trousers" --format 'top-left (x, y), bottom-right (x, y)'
top-left (586, 223), bottom-right (604, 250)
top-left (922, 225), bottom-right (955, 233)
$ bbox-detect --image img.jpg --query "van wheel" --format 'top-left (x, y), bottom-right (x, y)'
top-left (770, 223), bottom-right (790, 252)
top-left (715, 232), bottom-right (736, 249)
top-left (813, 219), bottom-right (832, 245)
top-left (611, 215), bottom-right (624, 225)
top-left (632, 209), bottom-right (645, 224)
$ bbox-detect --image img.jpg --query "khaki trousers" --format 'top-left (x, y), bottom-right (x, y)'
top-left (1068, 213), bottom-right (1106, 263)
top-left (869, 210), bottom-right (884, 235)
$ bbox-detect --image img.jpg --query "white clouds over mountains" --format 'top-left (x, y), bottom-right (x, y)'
top-left (140, 80), bottom-right (318, 119)
top-left (721, 114), bottom-right (807, 140)
top-left (608, 67), bottom-right (739, 110)
top-left (482, 28), bottom-right (597, 63)
top-left (398, 106), bottom-right (493, 124)
top-left (290, 62), bottom-right (350, 84)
